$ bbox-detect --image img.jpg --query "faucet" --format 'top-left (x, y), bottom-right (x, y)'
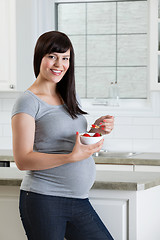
top-left (93, 149), bottom-right (108, 157)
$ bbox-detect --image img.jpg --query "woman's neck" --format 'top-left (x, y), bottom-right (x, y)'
top-left (28, 76), bottom-right (57, 97)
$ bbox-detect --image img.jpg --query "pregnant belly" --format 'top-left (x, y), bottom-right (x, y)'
top-left (30, 156), bottom-right (96, 198)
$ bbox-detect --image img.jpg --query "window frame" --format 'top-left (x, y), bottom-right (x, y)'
top-left (53, 0), bottom-right (160, 117)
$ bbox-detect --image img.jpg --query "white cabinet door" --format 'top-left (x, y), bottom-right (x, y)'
top-left (0, 186), bottom-right (27, 240)
top-left (134, 165), bottom-right (160, 172)
top-left (0, 0), bottom-right (16, 91)
top-left (89, 191), bottom-right (128, 240)
top-left (0, 0), bottom-right (55, 92)
top-left (0, 0), bottom-right (38, 92)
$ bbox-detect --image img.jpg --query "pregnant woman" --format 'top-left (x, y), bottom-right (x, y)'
top-left (11, 31), bottom-right (114, 240)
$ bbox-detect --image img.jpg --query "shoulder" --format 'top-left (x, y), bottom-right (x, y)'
top-left (11, 91), bottom-right (39, 119)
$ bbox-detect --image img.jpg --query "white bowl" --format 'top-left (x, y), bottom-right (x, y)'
top-left (80, 132), bottom-right (103, 145)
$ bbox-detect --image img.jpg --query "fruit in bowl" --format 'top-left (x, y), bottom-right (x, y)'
top-left (80, 132), bottom-right (103, 145)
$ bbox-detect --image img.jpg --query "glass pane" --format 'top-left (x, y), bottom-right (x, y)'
top-left (117, 35), bottom-right (147, 66)
top-left (118, 1), bottom-right (147, 33)
top-left (87, 67), bottom-right (116, 98)
top-left (69, 35), bottom-right (86, 67)
top-left (117, 67), bottom-right (147, 98)
top-left (87, 2), bottom-right (116, 34)
top-left (58, 3), bottom-right (86, 35)
top-left (87, 35), bottom-right (116, 66)
top-left (75, 67), bottom-right (86, 98)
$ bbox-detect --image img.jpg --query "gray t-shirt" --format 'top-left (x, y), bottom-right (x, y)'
top-left (12, 90), bottom-right (96, 198)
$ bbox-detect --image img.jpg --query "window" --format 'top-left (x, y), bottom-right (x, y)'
top-left (57, 0), bottom-right (148, 99)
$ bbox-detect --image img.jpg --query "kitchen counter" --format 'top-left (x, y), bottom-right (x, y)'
top-left (0, 167), bottom-right (25, 186)
top-left (1, 150), bottom-right (160, 166)
top-left (1, 153), bottom-right (160, 240)
top-left (1, 167), bottom-right (160, 191)
top-left (0, 150), bottom-right (13, 162)
top-left (93, 170), bottom-right (160, 190)
top-left (94, 152), bottom-right (160, 166)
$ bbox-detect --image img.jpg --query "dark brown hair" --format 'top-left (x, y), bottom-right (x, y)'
top-left (33, 31), bottom-right (87, 118)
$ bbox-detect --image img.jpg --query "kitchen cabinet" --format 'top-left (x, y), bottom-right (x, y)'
top-left (134, 165), bottom-right (160, 172)
top-left (90, 184), bottom-right (160, 240)
top-left (0, 0), bottom-right (16, 91)
top-left (94, 152), bottom-right (160, 173)
top-left (0, 0), bottom-right (37, 92)
top-left (89, 190), bottom-right (128, 240)
top-left (0, 186), bottom-right (27, 240)
top-left (0, 168), bottom-right (26, 240)
top-left (1, 168), bottom-right (160, 240)
top-left (96, 164), bottom-right (160, 172)
top-left (96, 164), bottom-right (133, 171)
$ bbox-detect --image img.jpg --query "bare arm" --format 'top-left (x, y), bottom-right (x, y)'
top-left (12, 113), bottom-right (103, 171)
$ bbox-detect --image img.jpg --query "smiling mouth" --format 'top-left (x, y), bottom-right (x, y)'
top-left (50, 69), bottom-right (62, 76)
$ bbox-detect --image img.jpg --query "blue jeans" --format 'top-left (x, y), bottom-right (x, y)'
top-left (19, 190), bottom-right (114, 240)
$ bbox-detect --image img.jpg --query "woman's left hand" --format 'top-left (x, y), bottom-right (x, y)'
top-left (90, 115), bottom-right (114, 135)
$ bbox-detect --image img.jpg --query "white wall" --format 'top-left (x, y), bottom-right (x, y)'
top-left (0, 92), bottom-right (20, 149)
top-left (86, 112), bottom-right (160, 153)
top-left (1, 92), bottom-right (160, 152)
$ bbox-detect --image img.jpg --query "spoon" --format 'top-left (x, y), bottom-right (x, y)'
top-left (91, 124), bottom-right (100, 129)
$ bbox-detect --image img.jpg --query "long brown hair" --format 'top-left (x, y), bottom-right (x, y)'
top-left (33, 31), bottom-right (87, 118)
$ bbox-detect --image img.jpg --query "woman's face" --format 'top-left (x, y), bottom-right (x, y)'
top-left (39, 49), bottom-right (70, 83)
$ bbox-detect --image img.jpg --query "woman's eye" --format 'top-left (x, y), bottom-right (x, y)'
top-left (63, 57), bottom-right (69, 61)
top-left (49, 55), bottom-right (56, 59)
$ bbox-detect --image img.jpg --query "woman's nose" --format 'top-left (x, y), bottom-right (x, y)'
top-left (54, 58), bottom-right (62, 67)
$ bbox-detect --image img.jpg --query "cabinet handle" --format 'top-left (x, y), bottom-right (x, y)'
top-left (10, 84), bottom-right (15, 89)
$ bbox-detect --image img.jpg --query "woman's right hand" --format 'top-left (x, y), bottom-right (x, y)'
top-left (70, 132), bottom-right (104, 162)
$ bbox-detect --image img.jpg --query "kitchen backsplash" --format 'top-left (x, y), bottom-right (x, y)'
top-left (87, 115), bottom-right (160, 153)
top-left (1, 92), bottom-right (160, 152)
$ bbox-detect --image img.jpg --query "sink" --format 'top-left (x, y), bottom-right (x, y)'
top-left (93, 151), bottom-right (138, 158)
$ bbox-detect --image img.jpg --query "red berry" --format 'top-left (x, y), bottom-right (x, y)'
top-left (82, 133), bottom-right (91, 137)
top-left (92, 124), bottom-right (96, 128)
top-left (93, 133), bottom-right (101, 137)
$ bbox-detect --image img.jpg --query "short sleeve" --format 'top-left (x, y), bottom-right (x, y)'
top-left (11, 92), bottom-right (38, 119)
